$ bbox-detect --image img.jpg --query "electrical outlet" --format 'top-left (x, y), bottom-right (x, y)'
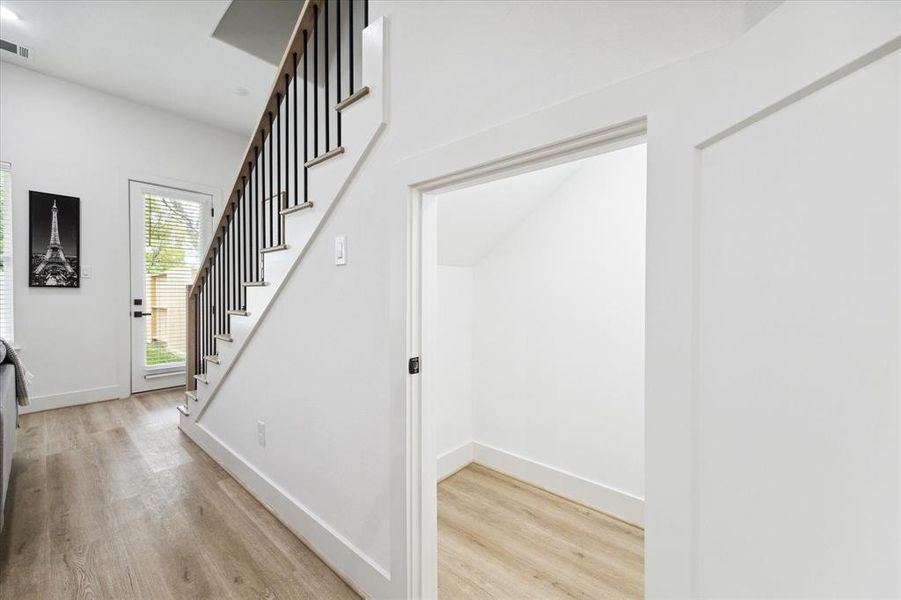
top-left (257, 421), bottom-right (266, 447)
top-left (81, 266), bottom-right (92, 278)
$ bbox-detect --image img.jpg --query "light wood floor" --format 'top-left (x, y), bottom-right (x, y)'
top-left (438, 464), bottom-right (644, 599)
top-left (0, 389), bottom-right (358, 599)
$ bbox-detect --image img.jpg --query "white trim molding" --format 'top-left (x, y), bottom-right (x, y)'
top-left (438, 441), bottom-right (644, 527)
top-left (437, 442), bottom-right (474, 481)
top-left (179, 417), bottom-right (391, 599)
top-left (20, 384), bottom-right (123, 414)
top-left (472, 442), bottom-right (644, 527)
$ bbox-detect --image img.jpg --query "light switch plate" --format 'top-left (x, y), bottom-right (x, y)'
top-left (335, 235), bottom-right (347, 266)
top-left (81, 266), bottom-right (92, 278)
top-left (257, 421), bottom-right (266, 447)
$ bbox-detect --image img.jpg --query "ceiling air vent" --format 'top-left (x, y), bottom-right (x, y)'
top-left (0, 38), bottom-right (32, 61)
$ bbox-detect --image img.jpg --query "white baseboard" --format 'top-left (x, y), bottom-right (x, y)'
top-left (178, 417), bottom-right (391, 599)
top-left (471, 441), bottom-right (644, 527)
top-left (437, 442), bottom-right (474, 481)
top-left (20, 384), bottom-right (124, 414)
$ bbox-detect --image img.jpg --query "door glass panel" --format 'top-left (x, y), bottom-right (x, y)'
top-left (143, 194), bottom-right (203, 369)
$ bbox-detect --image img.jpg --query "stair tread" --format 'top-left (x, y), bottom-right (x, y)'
top-left (185, 390), bottom-right (197, 401)
top-left (214, 333), bottom-right (233, 342)
top-left (194, 374), bottom-right (208, 384)
top-left (304, 146), bottom-right (344, 168)
top-left (281, 202), bottom-right (314, 216)
top-left (242, 281), bottom-right (268, 287)
top-left (335, 86), bottom-right (370, 112)
top-left (260, 244), bottom-right (289, 253)
top-left (204, 354), bottom-right (220, 364)
top-left (177, 404), bottom-right (190, 417)
top-left (227, 310), bottom-right (250, 316)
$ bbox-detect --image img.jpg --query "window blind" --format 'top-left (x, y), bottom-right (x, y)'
top-left (143, 194), bottom-right (203, 368)
top-left (0, 162), bottom-right (14, 342)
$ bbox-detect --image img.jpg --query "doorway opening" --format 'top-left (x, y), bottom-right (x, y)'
top-left (129, 181), bottom-right (212, 393)
top-left (417, 138), bottom-right (647, 598)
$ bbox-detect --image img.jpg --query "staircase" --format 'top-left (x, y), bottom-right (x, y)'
top-left (177, 0), bottom-right (385, 424)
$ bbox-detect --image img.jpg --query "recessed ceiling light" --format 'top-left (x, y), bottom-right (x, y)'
top-left (0, 5), bottom-right (19, 21)
top-left (233, 86), bottom-right (249, 97)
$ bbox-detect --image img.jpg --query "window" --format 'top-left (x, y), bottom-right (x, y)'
top-left (0, 162), bottom-right (13, 342)
top-left (142, 193), bottom-right (203, 367)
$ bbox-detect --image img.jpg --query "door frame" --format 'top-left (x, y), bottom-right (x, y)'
top-left (406, 120), bottom-right (647, 598)
top-left (396, 5), bottom-right (900, 598)
top-left (127, 178), bottom-right (216, 394)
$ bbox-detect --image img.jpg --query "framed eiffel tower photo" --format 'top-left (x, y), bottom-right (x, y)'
top-left (29, 191), bottom-right (80, 288)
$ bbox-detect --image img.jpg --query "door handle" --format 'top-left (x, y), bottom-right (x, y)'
top-left (133, 311), bottom-right (152, 318)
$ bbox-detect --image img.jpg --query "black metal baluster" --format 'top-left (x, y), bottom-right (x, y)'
top-left (337, 0), bottom-right (342, 146)
top-left (223, 236), bottom-right (227, 333)
top-left (205, 276), bottom-right (210, 369)
top-left (292, 54), bottom-right (298, 207)
top-left (251, 151), bottom-right (257, 288)
top-left (198, 286), bottom-right (203, 373)
top-left (208, 269), bottom-right (213, 361)
top-left (364, 0), bottom-right (368, 26)
top-left (236, 178), bottom-right (244, 312)
top-left (214, 252), bottom-right (219, 339)
top-left (212, 251), bottom-right (217, 341)
top-left (325, 0), bottom-right (330, 152)
top-left (216, 250), bottom-right (221, 338)
top-left (284, 74), bottom-right (290, 209)
top-left (245, 162), bottom-right (252, 308)
top-left (314, 5), bottom-right (319, 158)
top-left (230, 211), bottom-right (234, 323)
top-left (276, 100), bottom-right (282, 245)
top-left (349, 0), bottom-right (354, 94)
top-left (268, 113), bottom-right (274, 253)
top-left (195, 292), bottom-right (200, 376)
top-left (259, 131), bottom-right (265, 279)
top-left (303, 32), bottom-right (309, 202)
top-left (213, 250), bottom-right (218, 340)
top-left (221, 219), bottom-right (227, 336)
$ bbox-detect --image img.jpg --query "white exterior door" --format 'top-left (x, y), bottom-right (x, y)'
top-left (129, 181), bottom-right (211, 393)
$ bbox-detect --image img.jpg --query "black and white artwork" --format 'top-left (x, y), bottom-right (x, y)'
top-left (29, 191), bottom-right (80, 288)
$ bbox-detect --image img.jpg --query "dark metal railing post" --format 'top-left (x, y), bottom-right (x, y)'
top-left (314, 5), bottom-right (319, 158)
top-left (275, 101), bottom-right (282, 245)
top-left (259, 131), bottom-right (266, 277)
top-left (337, 0), bottom-right (342, 146)
top-left (250, 156), bottom-right (255, 294)
top-left (292, 53), bottom-right (298, 207)
top-left (303, 32), bottom-right (309, 202)
top-left (268, 113), bottom-right (274, 252)
top-left (349, 0), bottom-right (354, 94)
top-left (325, 0), bottom-right (330, 152)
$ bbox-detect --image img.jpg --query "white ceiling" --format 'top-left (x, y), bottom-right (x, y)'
top-left (0, 0), bottom-right (276, 135)
top-left (437, 159), bottom-right (590, 267)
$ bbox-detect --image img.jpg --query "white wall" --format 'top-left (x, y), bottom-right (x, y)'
top-left (472, 145), bottom-right (646, 498)
top-left (433, 145), bottom-right (646, 521)
top-left (197, 1), bottom-right (750, 588)
top-left (695, 49), bottom-right (899, 598)
top-left (189, 2), bottom-right (901, 597)
top-left (433, 265), bottom-right (473, 465)
top-left (0, 63), bottom-right (246, 410)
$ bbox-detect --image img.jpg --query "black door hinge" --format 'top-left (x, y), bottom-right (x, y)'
top-left (408, 357), bottom-right (420, 375)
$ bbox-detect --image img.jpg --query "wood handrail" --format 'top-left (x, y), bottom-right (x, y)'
top-left (187, 0), bottom-right (323, 299)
